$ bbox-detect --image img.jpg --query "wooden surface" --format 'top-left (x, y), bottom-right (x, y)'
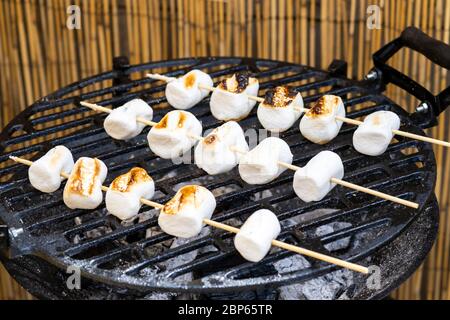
top-left (0, 0), bottom-right (449, 300)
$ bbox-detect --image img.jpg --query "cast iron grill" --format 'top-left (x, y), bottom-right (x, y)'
top-left (0, 27), bottom-right (448, 298)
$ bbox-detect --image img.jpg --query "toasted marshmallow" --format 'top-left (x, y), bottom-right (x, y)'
top-left (158, 185), bottom-right (216, 238)
top-left (165, 70), bottom-right (214, 110)
top-left (105, 168), bottom-right (155, 220)
top-left (147, 110), bottom-right (202, 159)
top-left (257, 86), bottom-right (304, 132)
top-left (194, 121), bottom-right (249, 175)
top-left (239, 137), bottom-right (293, 185)
top-left (300, 95), bottom-right (346, 144)
top-left (293, 151), bottom-right (344, 202)
top-left (353, 111), bottom-right (401, 156)
top-left (103, 99), bottom-right (153, 140)
top-left (28, 146), bottom-right (75, 193)
top-left (210, 73), bottom-right (259, 121)
top-left (234, 209), bottom-right (281, 262)
top-left (63, 157), bottom-right (108, 209)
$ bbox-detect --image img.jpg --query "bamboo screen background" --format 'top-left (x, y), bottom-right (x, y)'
top-left (0, 0), bottom-right (449, 300)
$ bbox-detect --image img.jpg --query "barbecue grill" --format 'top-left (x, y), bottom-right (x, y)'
top-left (0, 27), bottom-right (448, 300)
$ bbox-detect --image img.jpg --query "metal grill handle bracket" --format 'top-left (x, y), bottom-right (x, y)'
top-left (370, 27), bottom-right (450, 128)
top-left (112, 56), bottom-right (132, 102)
top-left (0, 220), bottom-right (9, 256)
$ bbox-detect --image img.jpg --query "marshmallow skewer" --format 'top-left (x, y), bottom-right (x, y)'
top-left (81, 101), bottom-right (418, 208)
top-left (80, 101), bottom-right (204, 141)
top-left (9, 156), bottom-right (368, 274)
top-left (148, 73), bottom-right (450, 148)
top-left (275, 159), bottom-right (418, 208)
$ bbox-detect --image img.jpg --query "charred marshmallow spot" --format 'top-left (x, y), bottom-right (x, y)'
top-left (218, 73), bottom-right (253, 93)
top-left (111, 167), bottom-right (152, 193)
top-left (184, 73), bottom-right (196, 88)
top-left (263, 86), bottom-right (297, 108)
top-left (163, 185), bottom-right (198, 215)
top-left (69, 158), bottom-right (101, 196)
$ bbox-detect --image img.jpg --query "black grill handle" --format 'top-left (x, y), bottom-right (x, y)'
top-left (371, 26), bottom-right (450, 128)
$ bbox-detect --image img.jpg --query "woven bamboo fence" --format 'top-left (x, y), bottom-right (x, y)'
top-left (0, 0), bottom-right (449, 300)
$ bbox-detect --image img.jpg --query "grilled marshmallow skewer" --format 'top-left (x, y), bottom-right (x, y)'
top-left (352, 111), bottom-right (401, 156)
top-left (103, 98), bottom-right (153, 140)
top-left (148, 73), bottom-right (450, 148)
top-left (209, 73), bottom-right (260, 121)
top-left (63, 157), bottom-right (108, 209)
top-left (8, 155), bottom-right (374, 274)
top-left (105, 167), bottom-right (155, 220)
top-left (28, 145), bottom-right (74, 193)
top-left (257, 86), bottom-right (304, 132)
top-left (81, 102), bottom-right (202, 160)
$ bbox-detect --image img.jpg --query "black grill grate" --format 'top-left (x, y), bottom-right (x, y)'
top-left (0, 57), bottom-right (437, 293)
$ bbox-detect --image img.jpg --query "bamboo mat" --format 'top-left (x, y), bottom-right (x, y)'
top-left (0, 0), bottom-right (449, 300)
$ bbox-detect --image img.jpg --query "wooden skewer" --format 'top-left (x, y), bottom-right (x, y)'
top-left (146, 73), bottom-right (450, 148)
top-left (9, 155), bottom-right (368, 275)
top-left (202, 219), bottom-right (368, 274)
top-left (273, 162), bottom-right (419, 209)
top-left (80, 101), bottom-right (203, 141)
top-left (80, 101), bottom-right (419, 208)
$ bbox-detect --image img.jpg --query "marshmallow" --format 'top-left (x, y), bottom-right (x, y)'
top-left (103, 99), bottom-right (153, 140)
top-left (165, 70), bottom-right (214, 110)
top-left (300, 95), bottom-right (346, 144)
top-left (353, 111), bottom-right (401, 156)
top-left (194, 121), bottom-right (249, 175)
top-left (105, 167), bottom-right (155, 220)
top-left (28, 146), bottom-right (75, 193)
top-left (293, 151), bottom-right (344, 202)
top-left (210, 73), bottom-right (259, 121)
top-left (238, 137), bottom-right (293, 185)
top-left (147, 110), bottom-right (202, 159)
top-left (63, 157), bottom-right (108, 210)
top-left (257, 86), bottom-right (304, 132)
top-left (234, 209), bottom-right (281, 262)
top-left (158, 185), bottom-right (216, 238)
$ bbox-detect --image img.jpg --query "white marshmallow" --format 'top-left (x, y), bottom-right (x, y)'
top-left (353, 111), bottom-right (401, 156)
top-left (165, 70), bottom-right (214, 110)
top-left (105, 167), bottom-right (155, 220)
top-left (238, 137), bottom-right (293, 185)
top-left (158, 185), bottom-right (216, 238)
top-left (194, 121), bottom-right (249, 175)
top-left (28, 146), bottom-right (75, 193)
top-left (103, 99), bottom-right (153, 140)
top-left (63, 157), bottom-right (108, 210)
top-left (293, 151), bottom-right (344, 202)
top-left (300, 95), bottom-right (346, 144)
top-left (257, 86), bottom-right (304, 132)
top-left (234, 209), bottom-right (281, 262)
top-left (210, 73), bottom-right (259, 121)
top-left (147, 110), bottom-right (202, 159)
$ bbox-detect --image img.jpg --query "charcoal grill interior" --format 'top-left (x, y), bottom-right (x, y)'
top-left (0, 57), bottom-right (438, 295)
